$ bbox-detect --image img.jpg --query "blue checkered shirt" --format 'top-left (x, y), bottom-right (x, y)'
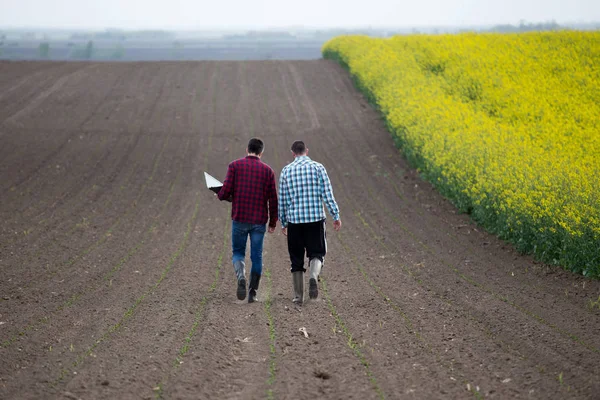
top-left (279, 156), bottom-right (340, 228)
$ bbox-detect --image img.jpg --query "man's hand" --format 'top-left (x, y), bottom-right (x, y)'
top-left (268, 226), bottom-right (276, 234)
top-left (333, 219), bottom-right (342, 232)
top-left (281, 227), bottom-right (287, 236)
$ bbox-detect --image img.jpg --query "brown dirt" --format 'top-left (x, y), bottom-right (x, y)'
top-left (1, 60), bottom-right (599, 400)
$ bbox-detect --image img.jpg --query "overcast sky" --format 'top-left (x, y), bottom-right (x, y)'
top-left (2, 0), bottom-right (599, 29)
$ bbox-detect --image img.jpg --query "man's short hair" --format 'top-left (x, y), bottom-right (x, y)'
top-left (248, 138), bottom-right (264, 155)
top-left (291, 140), bottom-right (306, 155)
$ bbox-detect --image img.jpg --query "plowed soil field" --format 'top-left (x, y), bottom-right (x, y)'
top-left (1, 60), bottom-right (599, 399)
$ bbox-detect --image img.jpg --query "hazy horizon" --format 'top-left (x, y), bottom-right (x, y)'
top-left (2, 0), bottom-right (600, 30)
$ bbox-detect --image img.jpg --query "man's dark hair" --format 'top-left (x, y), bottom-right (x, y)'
top-left (291, 140), bottom-right (306, 155)
top-left (248, 138), bottom-right (264, 155)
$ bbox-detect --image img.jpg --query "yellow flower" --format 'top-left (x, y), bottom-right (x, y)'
top-left (323, 32), bottom-right (600, 276)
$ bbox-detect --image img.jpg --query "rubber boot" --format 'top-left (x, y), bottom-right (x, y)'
top-left (248, 272), bottom-right (260, 303)
top-left (292, 271), bottom-right (304, 305)
top-left (309, 258), bottom-right (322, 300)
top-left (234, 260), bottom-right (246, 300)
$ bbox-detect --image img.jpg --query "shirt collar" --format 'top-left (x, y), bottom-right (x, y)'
top-left (246, 155), bottom-right (260, 160)
top-left (294, 155), bottom-right (310, 162)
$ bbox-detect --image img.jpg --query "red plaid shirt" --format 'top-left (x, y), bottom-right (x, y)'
top-left (218, 156), bottom-right (278, 228)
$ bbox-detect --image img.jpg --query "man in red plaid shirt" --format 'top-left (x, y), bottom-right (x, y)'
top-left (218, 138), bottom-right (278, 303)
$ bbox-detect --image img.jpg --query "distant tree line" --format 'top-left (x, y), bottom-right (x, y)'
top-left (224, 31), bottom-right (296, 41)
top-left (70, 29), bottom-right (175, 41)
top-left (485, 20), bottom-right (562, 33)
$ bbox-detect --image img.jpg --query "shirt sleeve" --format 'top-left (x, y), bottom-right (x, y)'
top-left (278, 169), bottom-right (290, 228)
top-left (268, 170), bottom-right (278, 228)
top-left (319, 165), bottom-right (340, 221)
top-left (218, 163), bottom-right (235, 201)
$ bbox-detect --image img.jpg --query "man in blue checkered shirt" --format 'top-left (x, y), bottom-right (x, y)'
top-left (279, 140), bottom-right (342, 305)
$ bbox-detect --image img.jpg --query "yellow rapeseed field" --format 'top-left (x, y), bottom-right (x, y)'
top-left (323, 32), bottom-right (600, 277)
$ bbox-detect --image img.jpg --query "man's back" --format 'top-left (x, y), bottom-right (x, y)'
top-left (218, 155), bottom-right (278, 227)
top-left (279, 155), bottom-right (339, 225)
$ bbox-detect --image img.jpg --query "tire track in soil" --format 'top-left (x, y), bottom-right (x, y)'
top-left (0, 64), bottom-right (127, 196)
top-left (259, 62), bottom-right (389, 400)
top-left (0, 65), bottom-right (143, 257)
top-left (0, 64), bottom-right (157, 229)
top-left (300, 60), bottom-right (599, 398)
top-left (2, 65), bottom-right (99, 128)
top-left (277, 62), bottom-right (301, 125)
top-left (0, 68), bottom-right (179, 302)
top-left (286, 62), bottom-right (320, 131)
top-left (0, 65), bottom-right (113, 198)
top-left (0, 62), bottom-right (67, 100)
top-left (3, 63), bottom-right (213, 346)
top-left (0, 63), bottom-right (87, 126)
top-left (0, 63), bottom-right (149, 230)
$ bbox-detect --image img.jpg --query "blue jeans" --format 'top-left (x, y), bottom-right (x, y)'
top-left (232, 221), bottom-right (266, 276)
